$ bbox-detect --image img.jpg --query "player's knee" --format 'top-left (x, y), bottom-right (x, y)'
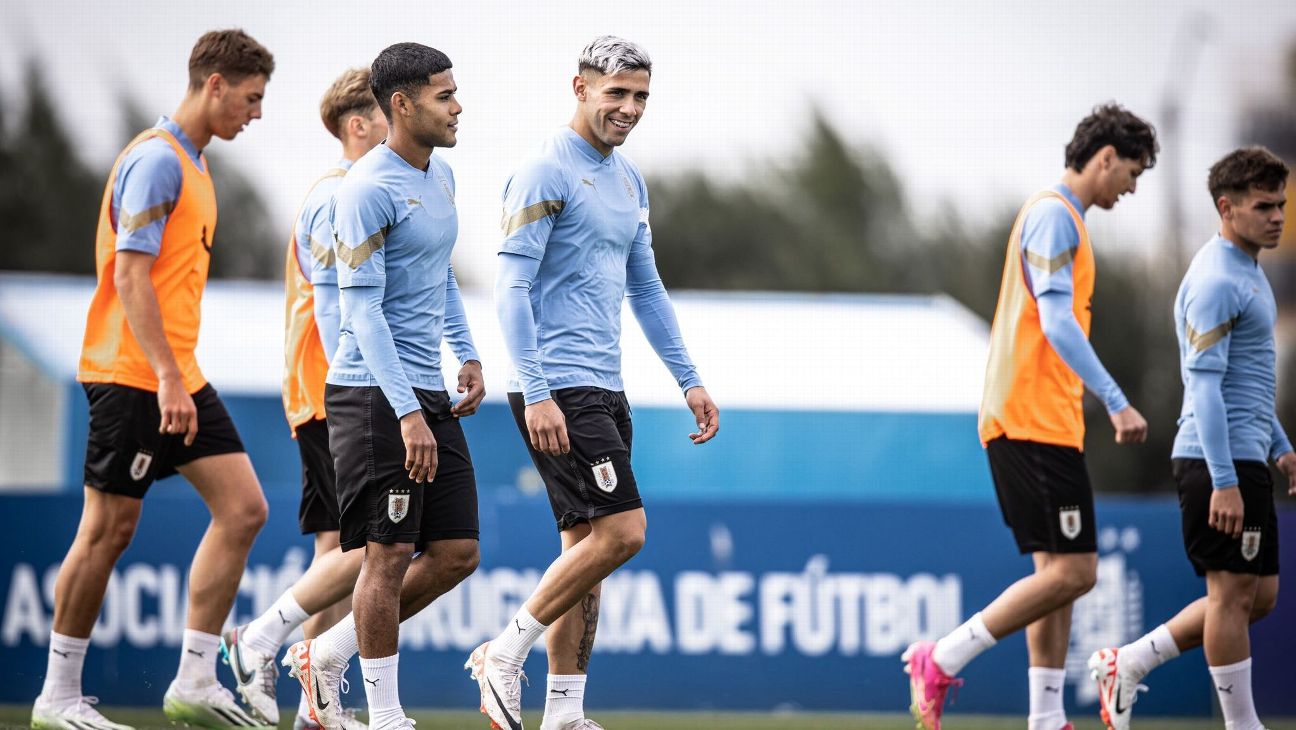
top-left (215, 495), bottom-right (268, 541)
top-left (607, 525), bottom-right (646, 562)
top-left (1252, 591), bottom-right (1277, 620)
top-left (1054, 562), bottom-right (1097, 598)
top-left (98, 517), bottom-right (140, 556)
top-left (443, 543), bottom-right (480, 584)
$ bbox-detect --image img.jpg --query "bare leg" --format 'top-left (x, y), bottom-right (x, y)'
top-left (51, 488), bottom-right (143, 637)
top-left (546, 524), bottom-right (602, 675)
top-left (292, 532), bottom-right (364, 620)
top-left (179, 453), bottom-right (268, 633)
top-left (398, 538), bottom-right (480, 619)
top-left (1024, 553), bottom-right (1076, 668)
top-left (1202, 571), bottom-right (1260, 666)
top-left (981, 552), bottom-right (1097, 640)
top-left (353, 542), bottom-right (414, 659)
top-left (525, 509), bottom-right (646, 625)
top-left (1164, 575), bottom-right (1278, 653)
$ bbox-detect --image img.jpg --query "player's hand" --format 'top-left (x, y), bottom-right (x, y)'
top-left (451, 360), bottom-right (485, 417)
top-left (1276, 451), bottom-right (1296, 497)
top-left (157, 374), bottom-right (198, 446)
top-left (525, 399), bottom-right (570, 456)
top-left (1208, 485), bottom-right (1244, 538)
top-left (1109, 405), bottom-right (1148, 445)
top-left (400, 411), bottom-right (438, 484)
top-left (685, 386), bottom-right (719, 445)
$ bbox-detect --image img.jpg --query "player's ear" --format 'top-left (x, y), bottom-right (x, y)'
top-left (572, 74), bottom-right (587, 102)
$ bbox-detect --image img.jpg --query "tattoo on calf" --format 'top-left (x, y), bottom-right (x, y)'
top-left (576, 592), bottom-right (600, 672)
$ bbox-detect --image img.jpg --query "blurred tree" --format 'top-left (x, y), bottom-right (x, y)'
top-left (0, 62), bottom-right (101, 274)
top-left (650, 112), bottom-right (1184, 492)
top-left (0, 61), bottom-right (280, 280)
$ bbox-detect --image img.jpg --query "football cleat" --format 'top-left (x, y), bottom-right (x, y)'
top-left (284, 640), bottom-right (347, 730)
top-left (162, 679), bottom-right (273, 729)
top-left (1088, 647), bottom-right (1146, 730)
top-left (31, 695), bottom-right (136, 730)
top-left (466, 641), bottom-right (527, 730)
top-left (903, 640), bottom-right (963, 730)
top-left (221, 624), bottom-right (279, 725)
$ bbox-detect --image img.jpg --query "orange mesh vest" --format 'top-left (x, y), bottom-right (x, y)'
top-left (282, 168), bottom-right (347, 436)
top-left (78, 129), bottom-right (216, 394)
top-left (978, 190), bottom-right (1094, 450)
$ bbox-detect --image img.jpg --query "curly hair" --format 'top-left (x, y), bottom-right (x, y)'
top-left (1064, 104), bottom-right (1158, 171)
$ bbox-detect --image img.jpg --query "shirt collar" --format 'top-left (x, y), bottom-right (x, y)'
top-left (1213, 233), bottom-right (1259, 267)
top-left (561, 127), bottom-right (613, 166)
top-left (154, 116), bottom-right (203, 167)
top-left (1052, 183), bottom-right (1086, 221)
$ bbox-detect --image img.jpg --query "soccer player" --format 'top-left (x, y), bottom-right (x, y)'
top-left (903, 104), bottom-right (1158, 730)
top-left (220, 68), bottom-right (386, 730)
top-left (281, 43), bottom-right (483, 730)
top-left (1089, 146), bottom-right (1296, 730)
top-left (29, 29), bottom-right (275, 730)
top-left (467, 36), bottom-right (719, 730)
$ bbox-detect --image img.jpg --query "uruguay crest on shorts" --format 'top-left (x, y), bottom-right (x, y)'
top-left (592, 459), bottom-right (618, 493)
top-left (1059, 506), bottom-right (1082, 540)
top-left (389, 490), bottom-right (410, 523)
top-left (129, 450), bottom-right (153, 481)
top-left (1241, 529), bottom-right (1262, 562)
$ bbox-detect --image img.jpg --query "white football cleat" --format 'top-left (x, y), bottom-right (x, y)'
top-left (221, 624), bottom-right (280, 725)
top-left (162, 679), bottom-right (273, 729)
top-left (284, 639), bottom-right (347, 729)
top-left (31, 695), bottom-right (136, 730)
top-left (1089, 647), bottom-right (1147, 730)
top-left (466, 641), bottom-right (526, 730)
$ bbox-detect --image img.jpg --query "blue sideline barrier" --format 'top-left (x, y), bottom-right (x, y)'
top-left (4, 491), bottom-right (1292, 716)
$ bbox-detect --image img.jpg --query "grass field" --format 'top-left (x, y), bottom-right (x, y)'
top-left (7, 706), bottom-right (1296, 730)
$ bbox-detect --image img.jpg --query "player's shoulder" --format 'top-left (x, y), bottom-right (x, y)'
top-left (508, 146), bottom-right (570, 196)
top-left (120, 135), bottom-right (182, 175)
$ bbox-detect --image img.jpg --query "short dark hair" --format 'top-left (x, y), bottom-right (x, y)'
top-left (1064, 104), bottom-right (1159, 172)
top-left (1208, 146), bottom-right (1289, 208)
top-left (188, 29), bottom-right (274, 90)
top-left (370, 43), bottom-right (453, 120)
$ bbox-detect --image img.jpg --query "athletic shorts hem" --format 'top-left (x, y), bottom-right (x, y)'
top-left (555, 498), bottom-right (644, 531)
top-left (340, 531), bottom-right (422, 552)
top-left (299, 519), bottom-right (340, 536)
top-left (1012, 538), bottom-right (1098, 555)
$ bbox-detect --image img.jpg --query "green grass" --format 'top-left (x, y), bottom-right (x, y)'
top-left (7, 706), bottom-right (1296, 730)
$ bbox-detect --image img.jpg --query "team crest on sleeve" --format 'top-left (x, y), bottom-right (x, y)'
top-left (1059, 506), bottom-right (1082, 540)
top-left (129, 450), bottom-right (153, 482)
top-left (1241, 529), bottom-right (1262, 562)
top-left (388, 489), bottom-right (411, 523)
top-left (591, 459), bottom-right (618, 493)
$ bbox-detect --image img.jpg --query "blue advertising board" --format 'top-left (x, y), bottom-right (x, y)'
top-left (4, 491), bottom-right (1285, 717)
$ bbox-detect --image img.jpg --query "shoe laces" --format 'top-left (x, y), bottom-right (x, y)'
top-left (72, 696), bottom-right (110, 720)
top-left (257, 653), bottom-right (278, 697)
top-left (339, 663), bottom-right (351, 696)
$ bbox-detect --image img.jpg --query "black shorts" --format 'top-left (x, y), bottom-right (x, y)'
top-left (326, 385), bottom-right (478, 552)
top-left (508, 387), bottom-right (643, 531)
top-left (986, 437), bottom-right (1097, 554)
top-left (82, 382), bottom-right (246, 499)
top-left (1173, 458), bottom-right (1279, 577)
top-left (296, 417), bottom-right (339, 535)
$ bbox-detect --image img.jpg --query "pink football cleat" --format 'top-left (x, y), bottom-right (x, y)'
top-left (903, 640), bottom-right (963, 730)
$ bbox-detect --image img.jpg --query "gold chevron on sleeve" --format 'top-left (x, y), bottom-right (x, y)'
top-left (1187, 320), bottom-right (1235, 352)
top-left (119, 200), bottom-right (177, 233)
top-left (1024, 246), bottom-right (1077, 274)
top-left (335, 227), bottom-right (388, 269)
top-left (501, 199), bottom-right (564, 236)
top-left (308, 234), bottom-right (335, 267)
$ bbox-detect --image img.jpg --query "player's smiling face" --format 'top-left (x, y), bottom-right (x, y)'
top-left (407, 70), bottom-right (461, 149)
top-left (573, 69), bottom-right (650, 155)
top-left (210, 73), bottom-right (266, 141)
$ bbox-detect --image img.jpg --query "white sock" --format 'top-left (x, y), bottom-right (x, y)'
top-left (176, 629), bottom-right (221, 687)
top-left (491, 606), bottom-right (547, 666)
top-left (541, 674), bottom-right (587, 730)
top-left (315, 613), bottom-right (360, 666)
top-left (40, 632), bottom-right (89, 703)
top-left (1120, 623), bottom-right (1180, 680)
top-left (932, 611), bottom-right (996, 676)
top-left (360, 654), bottom-right (404, 729)
top-left (1027, 667), bottom-right (1067, 730)
top-left (297, 690), bottom-right (312, 721)
top-left (1210, 658), bottom-right (1263, 730)
top-left (244, 591), bottom-right (310, 656)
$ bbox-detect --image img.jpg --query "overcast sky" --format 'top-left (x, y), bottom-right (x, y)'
top-left (4, 0), bottom-right (1295, 289)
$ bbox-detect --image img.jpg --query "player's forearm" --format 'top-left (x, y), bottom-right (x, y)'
top-left (627, 261), bottom-right (701, 392)
top-left (1188, 368), bottom-right (1237, 488)
top-left (444, 266), bottom-right (481, 366)
top-left (313, 282), bottom-right (342, 362)
top-left (495, 253), bottom-right (549, 404)
top-left (1270, 411), bottom-right (1293, 461)
top-left (114, 254), bottom-right (183, 384)
top-left (344, 285), bottom-right (420, 417)
top-left (1038, 291), bottom-right (1128, 413)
